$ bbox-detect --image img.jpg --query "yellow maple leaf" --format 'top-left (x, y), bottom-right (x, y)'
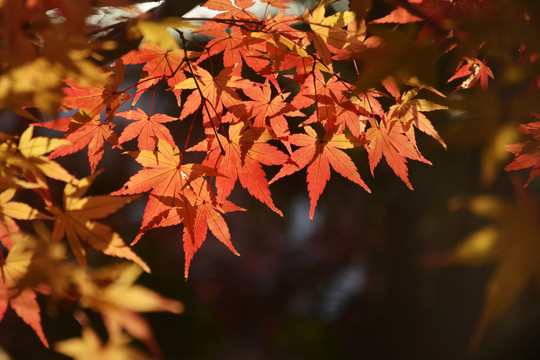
top-left (55, 327), bottom-right (152, 360)
top-left (303, 0), bottom-right (358, 64)
top-left (0, 187), bottom-right (51, 249)
top-left (445, 184), bottom-right (540, 348)
top-left (75, 263), bottom-right (183, 354)
top-left (0, 126), bottom-right (76, 192)
top-left (127, 17), bottom-right (196, 52)
top-left (47, 171), bottom-right (149, 273)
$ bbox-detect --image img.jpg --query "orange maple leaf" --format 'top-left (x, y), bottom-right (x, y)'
top-left (122, 42), bottom-right (190, 106)
top-left (261, 0), bottom-right (293, 9)
top-left (61, 59), bottom-right (128, 119)
top-left (40, 115), bottom-right (119, 174)
top-left (175, 64), bottom-right (253, 124)
top-left (113, 139), bottom-right (242, 277)
top-left (189, 122), bottom-right (288, 216)
top-left (366, 117), bottom-right (431, 189)
top-left (116, 108), bottom-right (179, 151)
top-left (270, 126), bottom-right (370, 219)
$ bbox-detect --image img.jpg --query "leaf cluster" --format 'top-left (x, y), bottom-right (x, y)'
top-left (1, 0), bottom-right (540, 357)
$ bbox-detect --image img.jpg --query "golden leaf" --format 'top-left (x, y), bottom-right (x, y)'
top-left (48, 172), bottom-right (149, 273)
top-left (446, 187), bottom-right (540, 349)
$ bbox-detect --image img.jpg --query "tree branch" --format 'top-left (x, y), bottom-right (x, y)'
top-left (92, 0), bottom-right (205, 65)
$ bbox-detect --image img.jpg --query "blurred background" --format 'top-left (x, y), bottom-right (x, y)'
top-left (1, 0), bottom-right (540, 359)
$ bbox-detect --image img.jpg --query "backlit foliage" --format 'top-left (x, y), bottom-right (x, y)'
top-left (1, 0), bottom-right (539, 357)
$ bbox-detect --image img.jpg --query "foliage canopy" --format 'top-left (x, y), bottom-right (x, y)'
top-left (1, 0), bottom-right (540, 358)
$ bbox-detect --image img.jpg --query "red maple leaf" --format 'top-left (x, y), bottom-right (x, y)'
top-left (116, 108), bottom-right (179, 151)
top-left (448, 57), bottom-right (494, 91)
top-left (270, 126), bottom-right (370, 219)
top-left (291, 69), bottom-right (372, 138)
top-left (38, 114), bottom-right (119, 173)
top-left (188, 122), bottom-right (288, 216)
top-left (505, 120), bottom-right (540, 186)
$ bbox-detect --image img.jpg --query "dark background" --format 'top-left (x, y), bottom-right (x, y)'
top-left (1, 1), bottom-right (540, 359)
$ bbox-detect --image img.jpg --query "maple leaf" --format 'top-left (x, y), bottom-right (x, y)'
top-left (122, 42), bottom-right (190, 106)
top-left (291, 69), bottom-right (353, 129)
top-left (61, 59), bottom-right (128, 119)
top-left (202, 26), bottom-right (247, 70)
top-left (202, 0), bottom-right (260, 22)
top-left (261, 0), bottom-right (293, 9)
top-left (0, 238), bottom-right (49, 347)
top-left (152, 177), bottom-right (244, 278)
top-left (270, 126), bottom-right (370, 219)
top-left (0, 0), bottom-right (106, 117)
top-left (188, 122), bottom-right (287, 216)
top-left (243, 81), bottom-right (304, 142)
top-left (0, 213), bottom-right (19, 250)
top-left (306, 6), bottom-right (357, 64)
top-left (292, 69), bottom-right (374, 139)
top-left (304, 2), bottom-right (335, 65)
top-left (383, 77), bottom-right (447, 149)
top-left (505, 120), bottom-right (540, 186)
top-left (255, 11), bottom-right (311, 75)
top-left (47, 171), bottom-right (149, 273)
top-left (73, 263), bottom-right (182, 354)
top-left (0, 126), bottom-right (76, 193)
top-left (112, 139), bottom-right (223, 241)
top-left (295, 69), bottom-right (377, 139)
top-left (366, 117), bottom-right (431, 189)
top-left (0, 57), bottom-right (65, 117)
top-left (175, 64), bottom-right (253, 123)
top-left (370, 4), bottom-right (423, 24)
top-left (0, 188), bottom-right (51, 249)
top-left (55, 327), bottom-right (153, 360)
top-left (116, 108), bottom-right (178, 151)
top-left (328, 18), bottom-right (370, 61)
top-left (447, 57), bottom-right (494, 91)
top-left (195, 24), bottom-right (274, 78)
top-left (442, 187), bottom-right (540, 349)
top-left (111, 139), bottom-right (242, 277)
top-left (39, 114), bottom-right (119, 174)
top-left (11, 223), bottom-right (75, 299)
top-left (134, 18), bottom-right (196, 52)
